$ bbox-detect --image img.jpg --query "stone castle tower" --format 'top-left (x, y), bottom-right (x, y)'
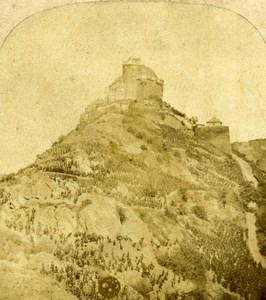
top-left (107, 57), bottom-right (164, 101)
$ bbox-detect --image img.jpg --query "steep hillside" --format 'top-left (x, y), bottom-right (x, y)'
top-left (1, 103), bottom-right (266, 299)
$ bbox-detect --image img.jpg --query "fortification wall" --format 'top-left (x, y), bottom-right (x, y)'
top-left (195, 126), bottom-right (231, 154)
top-left (122, 62), bottom-right (163, 100)
top-left (80, 99), bottom-right (134, 124)
top-left (131, 98), bottom-right (162, 113)
top-left (141, 80), bottom-right (163, 100)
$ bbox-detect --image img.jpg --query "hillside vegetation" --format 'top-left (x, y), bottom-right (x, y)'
top-left (232, 140), bottom-right (266, 265)
top-left (0, 103), bottom-right (266, 299)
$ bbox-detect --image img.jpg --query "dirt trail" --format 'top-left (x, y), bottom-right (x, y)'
top-left (233, 154), bottom-right (258, 187)
top-left (246, 212), bottom-right (266, 268)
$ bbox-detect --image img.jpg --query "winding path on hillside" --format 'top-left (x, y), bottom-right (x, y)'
top-left (246, 212), bottom-right (266, 268)
top-left (232, 154), bottom-right (258, 187)
top-left (232, 155), bottom-right (266, 267)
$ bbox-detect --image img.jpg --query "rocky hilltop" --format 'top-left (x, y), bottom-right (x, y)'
top-left (1, 61), bottom-right (266, 300)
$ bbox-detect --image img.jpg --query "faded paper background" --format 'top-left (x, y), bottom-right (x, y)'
top-left (0, 0), bottom-right (265, 174)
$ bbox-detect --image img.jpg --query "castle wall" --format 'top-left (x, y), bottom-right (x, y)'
top-left (195, 126), bottom-right (231, 154)
top-left (140, 79), bottom-right (163, 100)
top-left (122, 62), bottom-right (164, 100)
top-left (80, 98), bottom-right (134, 124)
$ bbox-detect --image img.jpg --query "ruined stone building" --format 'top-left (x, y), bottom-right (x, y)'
top-left (79, 58), bottom-right (164, 123)
top-left (107, 57), bottom-right (164, 103)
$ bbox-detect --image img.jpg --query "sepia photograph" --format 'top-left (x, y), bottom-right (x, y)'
top-left (0, 1), bottom-right (266, 299)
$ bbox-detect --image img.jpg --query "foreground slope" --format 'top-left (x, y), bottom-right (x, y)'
top-left (0, 103), bottom-right (266, 299)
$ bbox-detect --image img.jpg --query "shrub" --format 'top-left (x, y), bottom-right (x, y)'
top-left (258, 181), bottom-right (266, 199)
top-left (116, 206), bottom-right (126, 224)
top-left (127, 127), bottom-right (137, 135)
top-left (146, 137), bottom-right (153, 144)
top-left (0, 173), bottom-right (16, 183)
top-left (256, 211), bottom-right (266, 233)
top-left (142, 185), bottom-right (157, 198)
top-left (178, 203), bottom-right (188, 216)
top-left (140, 144), bottom-right (148, 151)
top-left (240, 182), bottom-right (261, 206)
top-left (0, 189), bottom-right (9, 205)
top-left (132, 278), bottom-right (152, 297)
top-left (260, 245), bottom-right (266, 256)
top-left (185, 288), bottom-right (209, 300)
top-left (164, 206), bottom-right (177, 220)
top-left (192, 205), bottom-right (208, 220)
top-left (81, 199), bottom-right (92, 207)
top-left (173, 151), bottom-right (181, 158)
top-left (136, 132), bottom-right (144, 139)
top-left (157, 242), bottom-right (207, 284)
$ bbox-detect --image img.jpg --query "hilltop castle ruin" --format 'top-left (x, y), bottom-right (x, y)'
top-left (80, 58), bottom-right (231, 154)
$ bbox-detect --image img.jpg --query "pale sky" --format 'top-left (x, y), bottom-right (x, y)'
top-left (0, 1), bottom-right (265, 174)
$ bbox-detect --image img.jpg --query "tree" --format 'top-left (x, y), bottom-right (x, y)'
top-left (258, 181), bottom-right (266, 199)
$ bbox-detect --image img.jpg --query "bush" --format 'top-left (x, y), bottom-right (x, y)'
top-left (192, 205), bottom-right (208, 220)
top-left (258, 181), bottom-right (266, 198)
top-left (164, 206), bottom-right (177, 220)
top-left (157, 242), bottom-right (207, 284)
top-left (185, 288), bottom-right (209, 300)
top-left (132, 278), bottom-right (152, 297)
top-left (142, 185), bottom-right (157, 198)
top-left (146, 137), bottom-right (153, 144)
top-left (136, 132), bottom-right (144, 139)
top-left (260, 245), bottom-right (266, 256)
top-left (140, 144), bottom-right (148, 151)
top-left (240, 182), bottom-right (262, 206)
top-left (127, 127), bottom-right (137, 135)
top-left (173, 151), bottom-right (181, 158)
top-left (178, 203), bottom-right (188, 216)
top-left (256, 211), bottom-right (266, 233)
top-left (81, 199), bottom-right (92, 207)
top-left (116, 206), bottom-right (126, 224)
top-left (0, 173), bottom-right (16, 183)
